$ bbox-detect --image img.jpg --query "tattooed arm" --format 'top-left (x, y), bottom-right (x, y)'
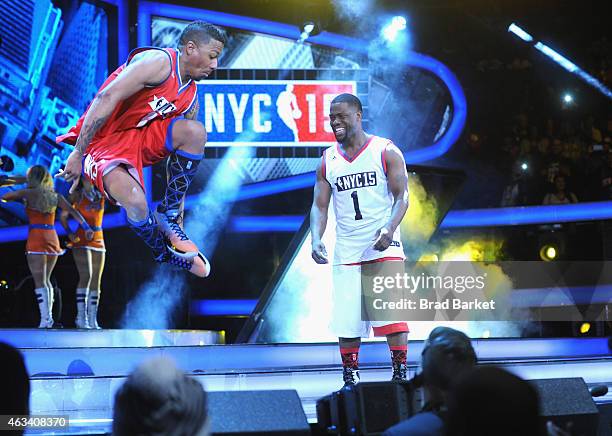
top-left (184, 96), bottom-right (199, 120)
top-left (56, 50), bottom-right (172, 192)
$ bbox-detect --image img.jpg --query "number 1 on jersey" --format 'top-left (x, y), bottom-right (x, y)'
top-left (351, 191), bottom-right (363, 220)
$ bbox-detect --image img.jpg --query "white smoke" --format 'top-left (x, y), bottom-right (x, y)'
top-left (121, 265), bottom-right (187, 328)
top-left (331, 0), bottom-right (377, 23)
top-left (121, 125), bottom-right (256, 329)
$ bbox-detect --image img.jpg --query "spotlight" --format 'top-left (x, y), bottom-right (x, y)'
top-left (508, 22), bottom-right (612, 100)
top-left (521, 162), bottom-right (528, 171)
top-left (391, 16), bottom-right (407, 30)
top-left (579, 322), bottom-right (591, 334)
top-left (382, 15), bottom-right (407, 43)
top-left (539, 244), bottom-right (558, 261)
top-left (507, 23), bottom-right (533, 42)
top-left (297, 21), bottom-right (320, 43)
top-left (303, 22), bottom-right (315, 35)
top-left (563, 93), bottom-right (573, 104)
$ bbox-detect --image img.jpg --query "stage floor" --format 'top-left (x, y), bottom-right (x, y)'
top-left (0, 330), bottom-right (609, 435)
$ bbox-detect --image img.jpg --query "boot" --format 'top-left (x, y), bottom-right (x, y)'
top-left (35, 287), bottom-right (53, 328)
top-left (75, 288), bottom-right (89, 328)
top-left (87, 289), bottom-right (101, 329)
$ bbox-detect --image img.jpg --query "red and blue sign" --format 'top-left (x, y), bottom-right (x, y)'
top-left (197, 80), bottom-right (356, 146)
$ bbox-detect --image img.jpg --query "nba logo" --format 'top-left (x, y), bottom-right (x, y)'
top-left (199, 80), bottom-right (357, 146)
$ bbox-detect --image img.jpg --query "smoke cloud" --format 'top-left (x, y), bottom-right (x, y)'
top-left (121, 265), bottom-right (187, 329)
top-left (121, 127), bottom-right (255, 329)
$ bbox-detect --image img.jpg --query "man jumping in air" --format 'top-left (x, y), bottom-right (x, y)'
top-left (57, 21), bottom-right (227, 277)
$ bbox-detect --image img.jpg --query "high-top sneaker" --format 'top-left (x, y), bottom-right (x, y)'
top-left (156, 150), bottom-right (202, 255)
top-left (156, 248), bottom-right (211, 278)
top-left (391, 363), bottom-right (408, 381)
top-left (128, 209), bottom-right (196, 262)
top-left (154, 209), bottom-right (199, 257)
top-left (342, 366), bottom-right (360, 387)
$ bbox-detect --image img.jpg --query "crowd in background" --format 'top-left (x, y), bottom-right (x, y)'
top-left (498, 114), bottom-right (612, 206)
top-left (453, 26), bottom-right (612, 208)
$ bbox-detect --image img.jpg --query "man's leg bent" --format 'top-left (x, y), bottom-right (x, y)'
top-left (103, 166), bottom-right (166, 259)
top-left (104, 163), bottom-right (209, 277)
top-left (156, 119), bottom-right (206, 253)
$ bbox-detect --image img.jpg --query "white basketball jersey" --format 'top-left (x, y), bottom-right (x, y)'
top-left (323, 135), bottom-right (406, 265)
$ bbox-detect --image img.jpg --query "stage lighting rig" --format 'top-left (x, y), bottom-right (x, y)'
top-left (297, 21), bottom-right (321, 43)
top-left (539, 244), bottom-right (558, 261)
top-left (382, 15), bottom-right (407, 43)
top-left (508, 22), bottom-right (612, 100)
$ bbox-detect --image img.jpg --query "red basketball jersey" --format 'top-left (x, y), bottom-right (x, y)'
top-left (57, 47), bottom-right (197, 146)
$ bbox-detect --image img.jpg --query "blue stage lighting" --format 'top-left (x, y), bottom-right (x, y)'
top-left (508, 22), bottom-right (612, 100)
top-left (534, 42), bottom-right (611, 99)
top-left (137, 2), bottom-right (467, 165)
top-left (5, 4), bottom-right (611, 244)
top-left (191, 299), bottom-right (258, 316)
top-left (393, 16), bottom-right (407, 29)
top-left (229, 215), bottom-right (304, 232)
top-left (507, 23), bottom-right (533, 42)
top-left (184, 140), bottom-right (255, 256)
top-left (563, 93), bottom-right (573, 104)
top-left (440, 201), bottom-right (612, 228)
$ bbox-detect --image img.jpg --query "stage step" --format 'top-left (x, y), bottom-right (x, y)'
top-left (7, 334), bottom-right (612, 378)
top-left (0, 328), bottom-right (224, 348)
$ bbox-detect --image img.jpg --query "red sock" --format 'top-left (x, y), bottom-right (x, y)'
top-left (390, 345), bottom-right (407, 366)
top-left (340, 347), bottom-right (360, 369)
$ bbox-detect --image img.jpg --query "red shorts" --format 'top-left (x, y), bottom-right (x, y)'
top-left (82, 117), bottom-right (177, 202)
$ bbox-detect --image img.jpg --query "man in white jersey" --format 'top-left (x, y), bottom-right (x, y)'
top-left (310, 93), bottom-right (409, 386)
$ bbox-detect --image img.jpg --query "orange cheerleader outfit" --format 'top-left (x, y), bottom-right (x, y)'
top-left (69, 193), bottom-right (105, 252)
top-left (26, 208), bottom-right (65, 256)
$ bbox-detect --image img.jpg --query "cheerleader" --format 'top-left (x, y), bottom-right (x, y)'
top-left (60, 177), bottom-right (105, 329)
top-left (1, 165), bottom-right (91, 328)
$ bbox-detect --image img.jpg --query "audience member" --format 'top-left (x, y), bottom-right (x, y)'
top-left (600, 151), bottom-right (612, 200)
top-left (543, 175), bottom-right (578, 205)
top-left (383, 327), bottom-right (477, 436)
top-left (501, 161), bottom-right (530, 206)
top-left (112, 357), bottom-right (208, 436)
top-left (446, 366), bottom-right (543, 436)
top-left (0, 342), bottom-right (30, 436)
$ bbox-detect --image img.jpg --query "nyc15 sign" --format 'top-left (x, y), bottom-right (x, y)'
top-left (197, 80), bottom-right (357, 146)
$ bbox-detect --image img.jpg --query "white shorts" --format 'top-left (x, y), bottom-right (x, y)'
top-left (329, 263), bottom-right (409, 338)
